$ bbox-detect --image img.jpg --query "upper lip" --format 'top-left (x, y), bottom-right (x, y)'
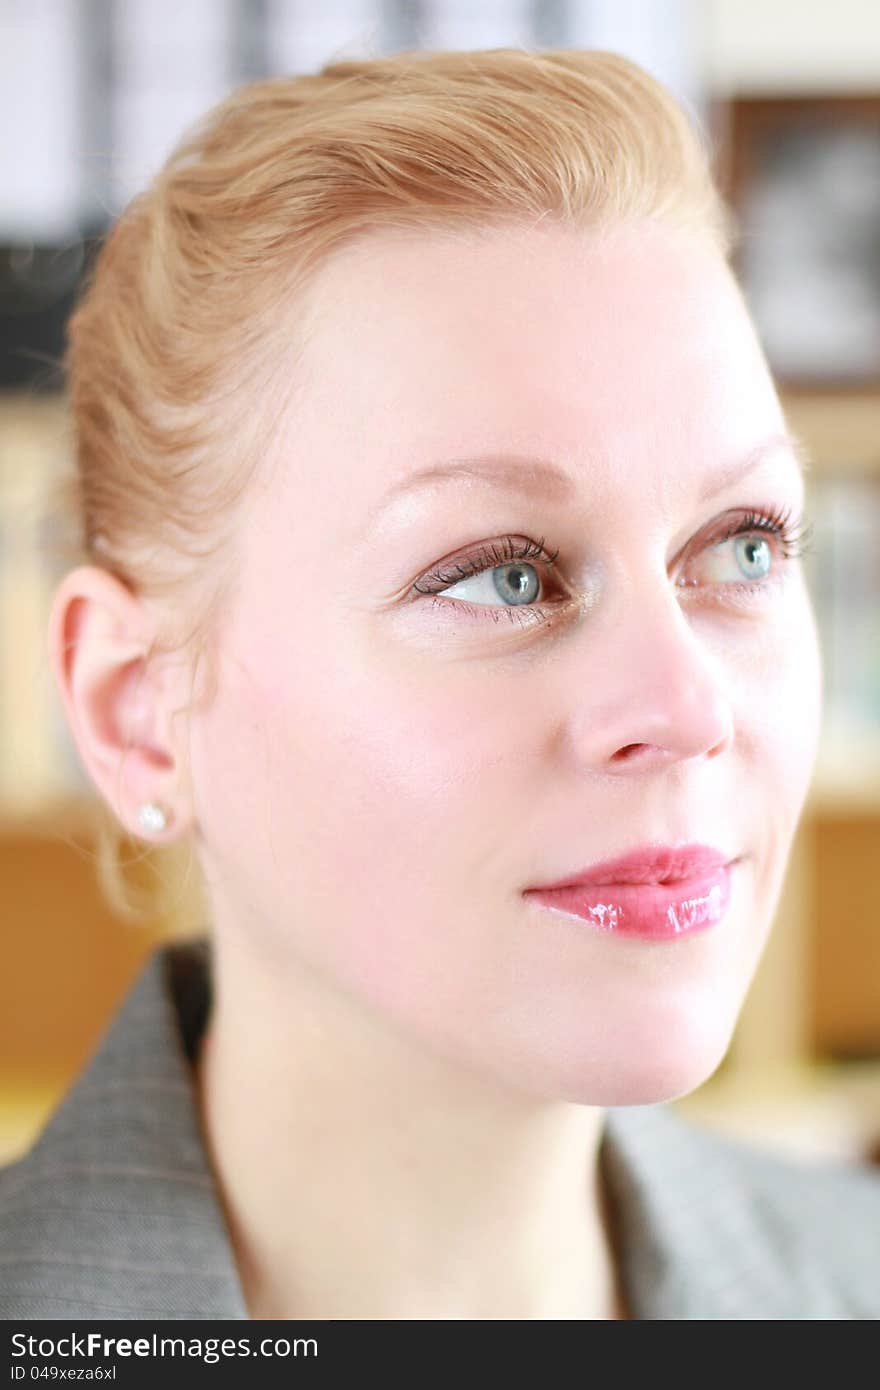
top-left (524, 842), bottom-right (736, 891)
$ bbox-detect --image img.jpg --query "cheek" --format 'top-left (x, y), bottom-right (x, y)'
top-left (716, 583), bottom-right (823, 983)
top-left (738, 581), bottom-right (823, 809)
top-left (224, 637), bottom-right (524, 1002)
top-left (281, 661), bottom-right (509, 869)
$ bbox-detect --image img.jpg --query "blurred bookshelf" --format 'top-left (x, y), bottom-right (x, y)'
top-left (1, 388), bottom-right (879, 1169)
top-left (679, 387), bottom-right (880, 1163)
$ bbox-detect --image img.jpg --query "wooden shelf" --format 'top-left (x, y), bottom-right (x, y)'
top-left (675, 1058), bottom-right (880, 1164)
top-left (807, 733), bottom-right (880, 815)
top-left (780, 389), bottom-right (880, 475)
top-left (0, 791), bottom-right (102, 840)
top-left (0, 1081), bottom-right (61, 1168)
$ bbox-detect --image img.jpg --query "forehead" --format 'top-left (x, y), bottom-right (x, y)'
top-left (294, 218), bottom-right (752, 380)
top-left (262, 221), bottom-right (781, 523)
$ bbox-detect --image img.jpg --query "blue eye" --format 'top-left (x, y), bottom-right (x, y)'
top-left (414, 535), bottom-right (561, 606)
top-left (412, 535), bottom-right (565, 630)
top-left (736, 534), bottom-right (771, 580)
top-left (413, 508), bottom-right (813, 627)
top-left (680, 507), bottom-right (813, 595)
top-left (438, 558), bottom-right (543, 607)
top-left (736, 534), bottom-right (772, 579)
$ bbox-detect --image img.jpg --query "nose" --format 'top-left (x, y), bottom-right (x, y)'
top-left (565, 581), bottom-right (735, 777)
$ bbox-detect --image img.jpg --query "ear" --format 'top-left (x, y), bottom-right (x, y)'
top-left (46, 565), bottom-right (195, 841)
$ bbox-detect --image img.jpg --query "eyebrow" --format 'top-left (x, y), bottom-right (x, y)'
top-left (369, 431), bottom-right (808, 523)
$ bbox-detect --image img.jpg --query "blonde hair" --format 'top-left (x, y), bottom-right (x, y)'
top-left (53, 45), bottom-right (733, 924)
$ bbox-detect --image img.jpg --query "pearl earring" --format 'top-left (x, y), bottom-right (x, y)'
top-left (137, 802), bottom-right (170, 834)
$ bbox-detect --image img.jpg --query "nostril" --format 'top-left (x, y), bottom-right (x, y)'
top-left (612, 743), bottom-right (660, 762)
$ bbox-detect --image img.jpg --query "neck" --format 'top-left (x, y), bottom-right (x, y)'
top-left (193, 933), bottom-right (627, 1320)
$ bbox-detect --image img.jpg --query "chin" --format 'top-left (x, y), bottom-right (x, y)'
top-left (493, 999), bottom-right (741, 1108)
top-left (593, 1047), bottom-right (731, 1107)
top-left (579, 1018), bottom-right (737, 1107)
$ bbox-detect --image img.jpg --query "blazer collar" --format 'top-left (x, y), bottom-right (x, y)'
top-left (18, 936), bottom-right (816, 1319)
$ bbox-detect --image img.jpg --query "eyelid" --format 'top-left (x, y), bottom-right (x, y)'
top-left (409, 504), bottom-right (812, 625)
top-left (413, 534), bottom-right (561, 595)
top-left (693, 503), bottom-right (813, 563)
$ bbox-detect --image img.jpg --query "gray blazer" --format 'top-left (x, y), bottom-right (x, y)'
top-left (2, 936), bottom-right (879, 1320)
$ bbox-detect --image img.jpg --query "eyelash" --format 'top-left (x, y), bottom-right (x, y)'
top-left (412, 505), bottom-right (815, 627)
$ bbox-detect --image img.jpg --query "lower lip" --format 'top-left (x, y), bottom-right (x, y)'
top-left (523, 865), bottom-right (734, 940)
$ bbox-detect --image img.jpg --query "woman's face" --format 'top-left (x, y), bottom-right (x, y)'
top-left (188, 219), bottom-right (822, 1104)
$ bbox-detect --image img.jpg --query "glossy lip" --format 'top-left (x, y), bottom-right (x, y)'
top-left (521, 843), bottom-right (739, 941)
top-left (524, 842), bottom-right (733, 891)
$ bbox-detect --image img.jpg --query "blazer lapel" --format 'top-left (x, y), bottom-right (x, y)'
top-left (4, 936), bottom-right (868, 1320)
top-left (0, 938), bottom-right (248, 1319)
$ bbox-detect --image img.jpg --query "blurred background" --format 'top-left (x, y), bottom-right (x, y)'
top-left (2, 0), bottom-right (879, 1168)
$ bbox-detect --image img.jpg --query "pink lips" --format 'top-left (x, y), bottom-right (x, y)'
top-left (523, 843), bottom-right (737, 941)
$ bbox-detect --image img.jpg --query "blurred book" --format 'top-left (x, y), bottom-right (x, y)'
top-left (803, 471), bottom-right (880, 749)
top-left (0, 396), bottom-right (89, 817)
